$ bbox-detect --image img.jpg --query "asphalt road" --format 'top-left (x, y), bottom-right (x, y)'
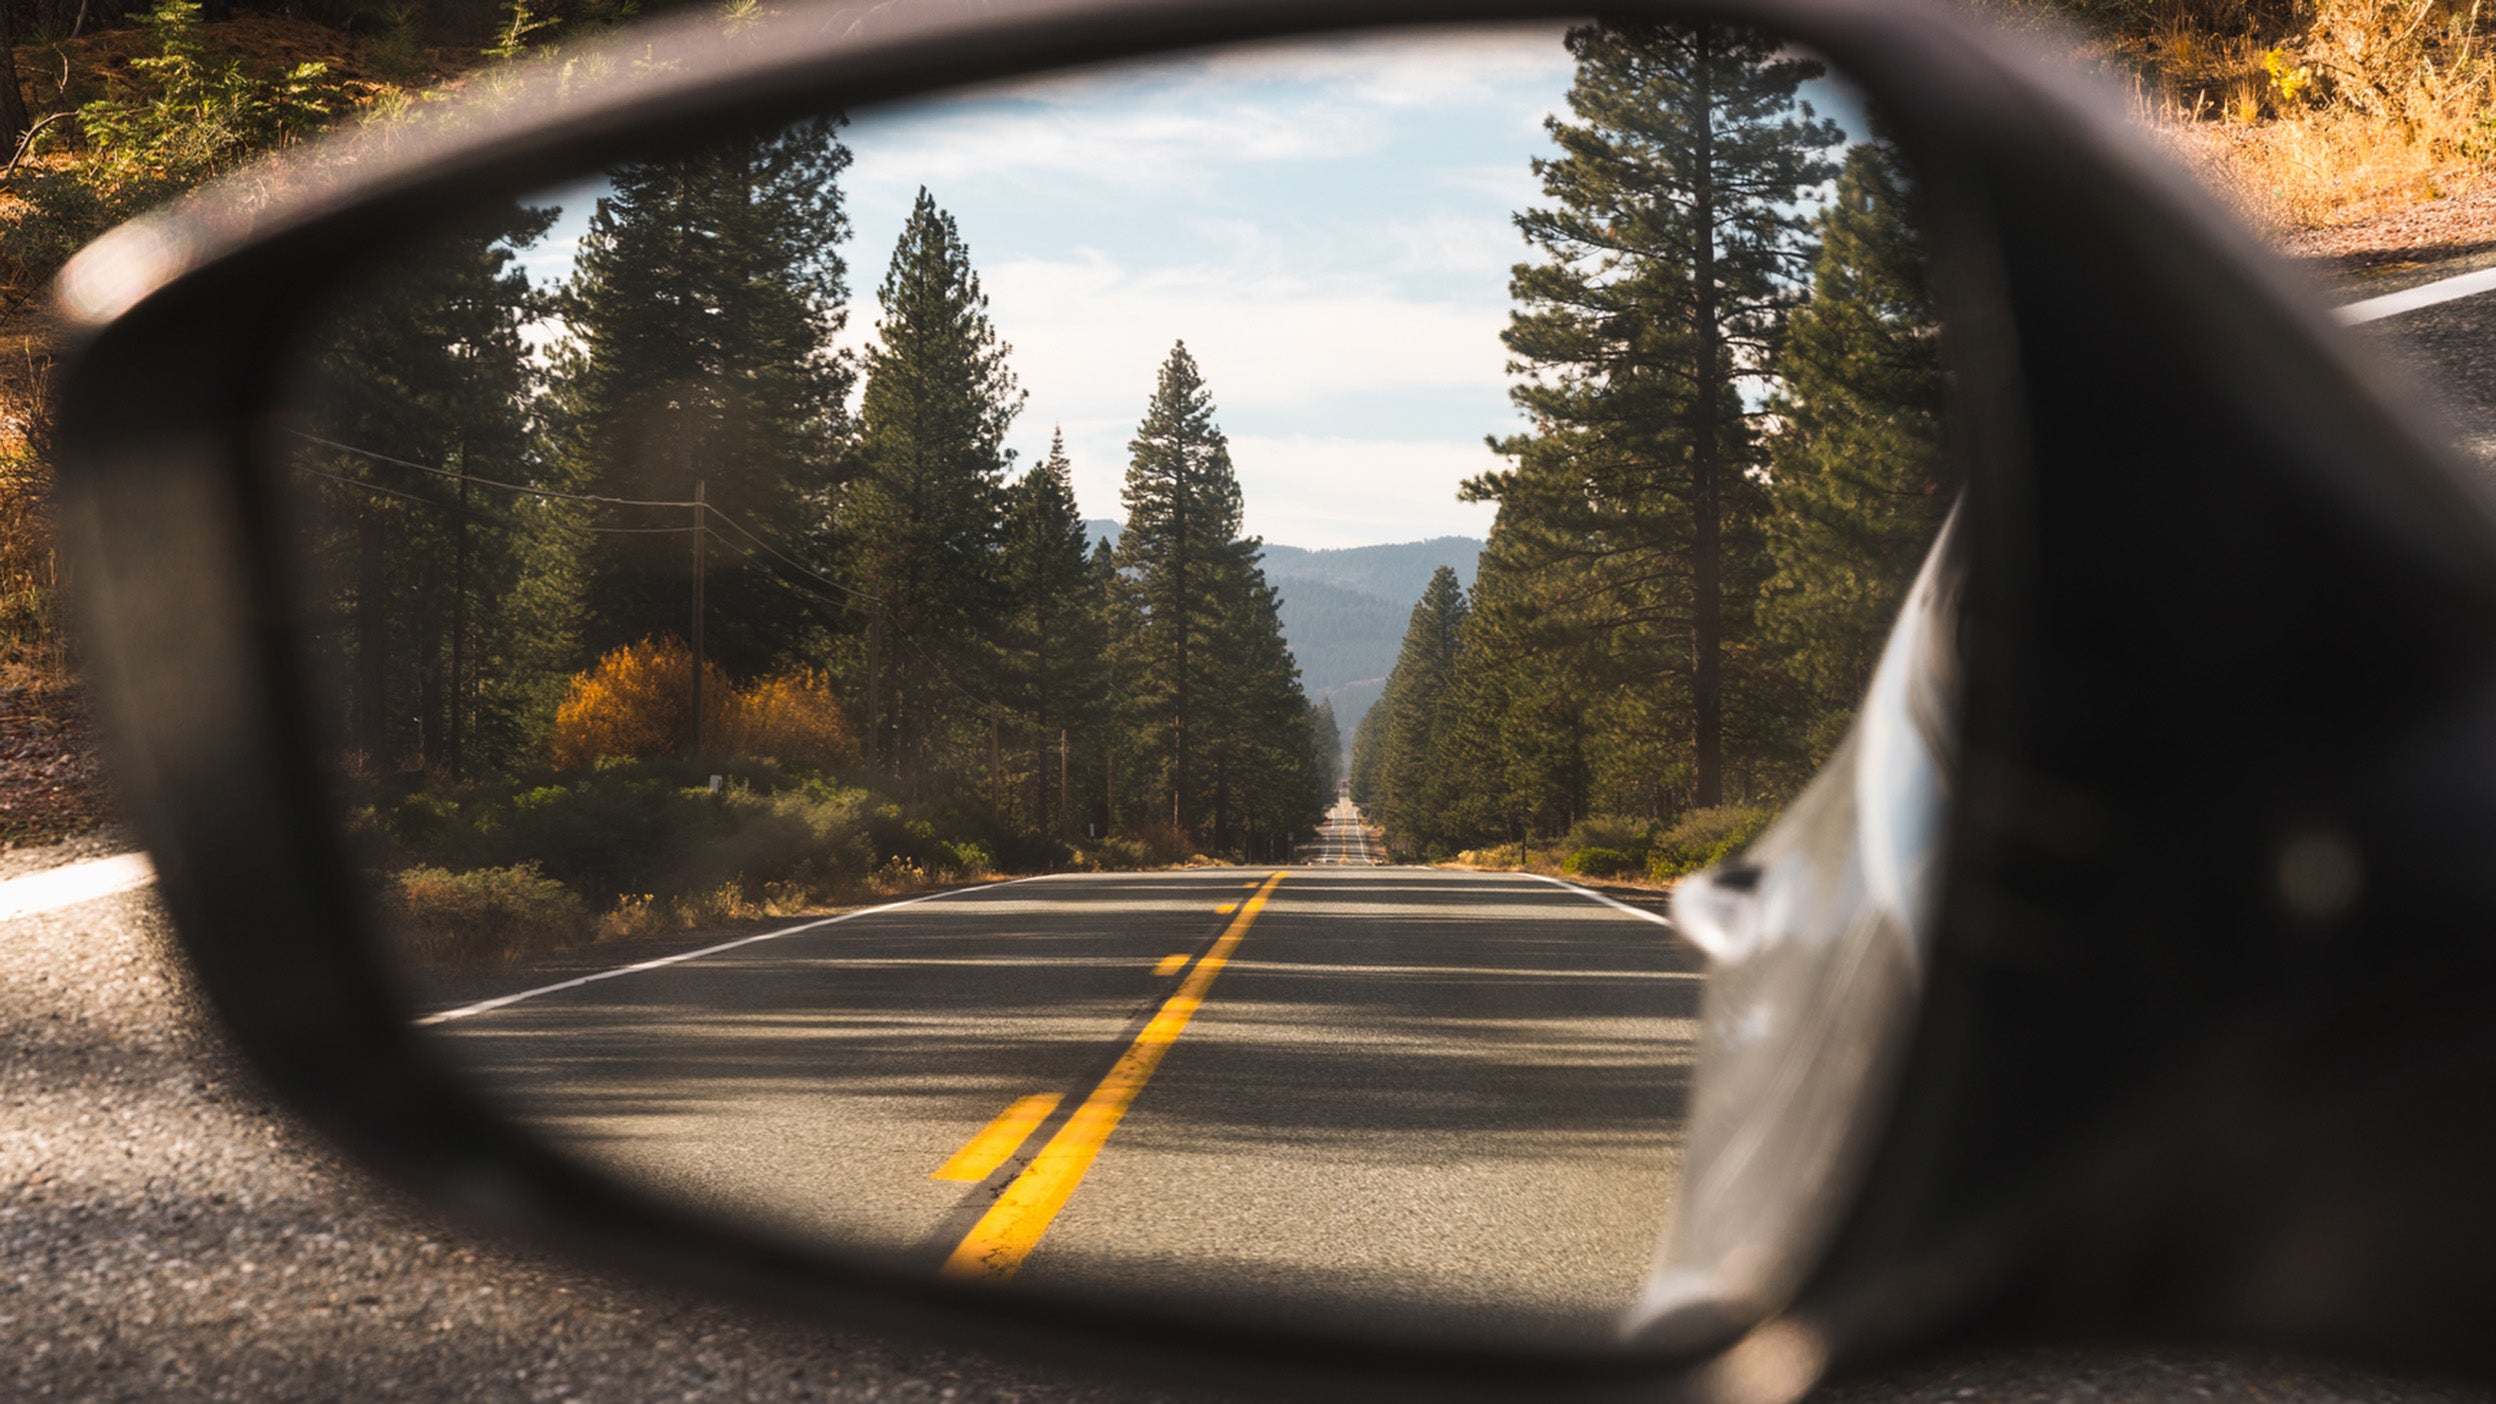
top-left (1295, 795), bottom-right (1386, 865)
top-left (421, 865), bottom-right (1697, 1349)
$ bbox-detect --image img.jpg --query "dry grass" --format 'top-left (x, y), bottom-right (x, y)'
top-left (2069, 0), bottom-right (2496, 232)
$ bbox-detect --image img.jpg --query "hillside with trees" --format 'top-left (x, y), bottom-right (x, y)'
top-left (1351, 21), bottom-right (1952, 882)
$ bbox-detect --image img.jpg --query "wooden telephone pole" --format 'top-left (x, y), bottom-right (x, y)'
top-left (689, 480), bottom-right (705, 753)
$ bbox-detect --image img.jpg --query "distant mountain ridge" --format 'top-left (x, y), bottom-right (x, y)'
top-left (1080, 519), bottom-right (1483, 757)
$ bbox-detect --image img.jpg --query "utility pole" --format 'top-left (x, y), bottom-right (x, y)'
top-left (689, 479), bottom-right (706, 754)
top-left (865, 599), bottom-right (882, 770)
top-left (1059, 729), bottom-right (1069, 837)
top-left (449, 440), bottom-right (468, 778)
top-left (989, 706), bottom-right (1002, 815)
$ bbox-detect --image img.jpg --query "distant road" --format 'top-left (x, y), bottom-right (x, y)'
top-left (426, 865), bottom-right (1701, 1346)
top-left (1297, 794), bottom-right (1386, 865)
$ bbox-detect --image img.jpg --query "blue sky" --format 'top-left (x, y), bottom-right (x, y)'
top-left (839, 25), bottom-right (1578, 547)
top-left (514, 26), bottom-right (1869, 548)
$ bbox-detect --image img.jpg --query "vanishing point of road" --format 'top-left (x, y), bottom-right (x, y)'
top-left (421, 810), bottom-right (1702, 1347)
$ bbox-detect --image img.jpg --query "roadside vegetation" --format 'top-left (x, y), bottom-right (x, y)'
top-left (0, 0), bottom-right (1329, 944)
top-left (0, 0), bottom-right (490, 844)
top-left (1353, 27), bottom-right (1946, 879)
top-left (1984, 0), bottom-right (2496, 237)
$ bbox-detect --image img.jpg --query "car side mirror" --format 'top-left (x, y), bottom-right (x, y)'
top-left (45, 0), bottom-right (2496, 1396)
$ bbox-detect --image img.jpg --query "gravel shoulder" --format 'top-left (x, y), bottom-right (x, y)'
top-left (0, 848), bottom-right (1180, 1403)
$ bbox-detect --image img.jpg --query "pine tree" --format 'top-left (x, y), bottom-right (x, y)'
top-left (997, 429), bottom-right (1109, 833)
top-left (291, 203), bottom-right (554, 776)
top-left (547, 115), bottom-right (854, 684)
top-left (1106, 343), bottom-right (1317, 853)
top-left (1421, 537), bottom-right (1596, 847)
top-left (1307, 698), bottom-right (1343, 798)
top-left (1369, 566), bottom-right (1468, 855)
top-left (1111, 341), bottom-right (1243, 838)
top-left (1762, 140), bottom-right (1949, 763)
top-left (841, 189), bottom-right (1025, 783)
top-left (1195, 553), bottom-right (1318, 857)
top-left (1474, 21), bottom-right (1838, 810)
top-left (1347, 692), bottom-right (1386, 809)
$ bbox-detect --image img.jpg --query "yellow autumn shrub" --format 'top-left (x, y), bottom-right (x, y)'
top-left (720, 668), bottom-right (857, 769)
top-left (551, 638), bottom-right (856, 771)
top-left (549, 637), bottom-right (729, 770)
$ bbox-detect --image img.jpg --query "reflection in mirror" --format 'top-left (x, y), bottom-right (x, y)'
top-left (271, 17), bottom-right (1952, 1351)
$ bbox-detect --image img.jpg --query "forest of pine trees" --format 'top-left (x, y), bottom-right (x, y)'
top-left (286, 125), bottom-right (1323, 924)
top-left (278, 13), bottom-right (1948, 924)
top-left (1353, 21), bottom-right (1953, 869)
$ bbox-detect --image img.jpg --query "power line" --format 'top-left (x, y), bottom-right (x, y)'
top-left (700, 504), bottom-right (882, 605)
top-left (291, 426), bottom-right (885, 604)
top-left (296, 464), bottom-right (701, 536)
top-left (288, 429), bottom-right (700, 510)
top-left (700, 523), bottom-right (1016, 720)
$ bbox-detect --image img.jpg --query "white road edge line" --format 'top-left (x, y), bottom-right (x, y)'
top-left (1526, 872), bottom-right (1676, 930)
top-left (2335, 265), bottom-right (2496, 324)
top-left (416, 874), bottom-right (1054, 1027)
top-left (0, 851), bottom-right (155, 924)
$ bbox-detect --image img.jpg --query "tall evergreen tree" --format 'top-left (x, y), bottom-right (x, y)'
top-left (1307, 697), bottom-right (1343, 798)
top-left (841, 189), bottom-right (1025, 780)
top-left (1473, 21), bottom-right (1838, 809)
top-left (1762, 140), bottom-right (1950, 763)
top-left (1112, 341), bottom-right (1244, 835)
top-left (1369, 566), bottom-right (1468, 854)
top-left (1196, 556), bottom-right (1319, 857)
top-left (1347, 690), bottom-right (1386, 809)
top-left (293, 204), bottom-right (554, 776)
top-left (1108, 342), bottom-right (1316, 851)
top-left (997, 429), bottom-right (1109, 833)
top-left (1425, 537), bottom-right (1596, 845)
top-left (547, 115), bottom-right (854, 683)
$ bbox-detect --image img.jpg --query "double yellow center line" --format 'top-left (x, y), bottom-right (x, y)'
top-left (939, 871), bottom-right (1287, 1281)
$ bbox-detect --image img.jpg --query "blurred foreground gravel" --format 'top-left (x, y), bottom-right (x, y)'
top-left (0, 842), bottom-right (1175, 1403)
top-left (5, 836), bottom-right (2490, 1402)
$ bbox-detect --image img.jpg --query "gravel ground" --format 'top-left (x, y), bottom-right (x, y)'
top-left (4, 840), bottom-right (2490, 1402)
top-left (0, 856), bottom-right (1180, 1403)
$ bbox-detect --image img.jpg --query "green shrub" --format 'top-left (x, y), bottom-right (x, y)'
top-left (1564, 813), bottom-right (1653, 860)
top-left (393, 862), bottom-right (589, 966)
top-left (1562, 845), bottom-right (1643, 878)
top-left (936, 839), bottom-right (995, 877)
top-left (1124, 821), bottom-right (1196, 866)
top-left (1648, 804), bottom-right (1778, 882)
top-left (0, 0), bottom-right (344, 283)
top-left (1080, 835), bottom-right (1151, 870)
top-left (377, 760), bottom-right (875, 917)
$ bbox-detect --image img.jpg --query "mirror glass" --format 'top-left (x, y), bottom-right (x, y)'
top-left (268, 17), bottom-right (1953, 1350)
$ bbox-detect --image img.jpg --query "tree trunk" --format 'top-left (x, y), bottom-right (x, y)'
top-left (1171, 503), bottom-right (1189, 835)
top-left (417, 577), bottom-right (444, 773)
top-left (1686, 41), bottom-right (1726, 809)
top-left (0, 4), bottom-right (31, 161)
top-left (355, 513), bottom-right (389, 770)
top-left (448, 455), bottom-right (469, 776)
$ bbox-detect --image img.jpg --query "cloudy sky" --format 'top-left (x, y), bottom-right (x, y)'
top-left (511, 26), bottom-right (1867, 549)
top-left (830, 26), bottom-right (1579, 548)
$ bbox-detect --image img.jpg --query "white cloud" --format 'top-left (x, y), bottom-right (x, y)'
top-left (976, 252), bottom-right (1506, 412)
top-left (1224, 435), bottom-right (1503, 547)
top-left (1377, 211), bottom-right (1528, 277)
top-left (1195, 25), bottom-right (1575, 107)
top-left (846, 94), bottom-right (1384, 198)
top-left (845, 23), bottom-right (1572, 198)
